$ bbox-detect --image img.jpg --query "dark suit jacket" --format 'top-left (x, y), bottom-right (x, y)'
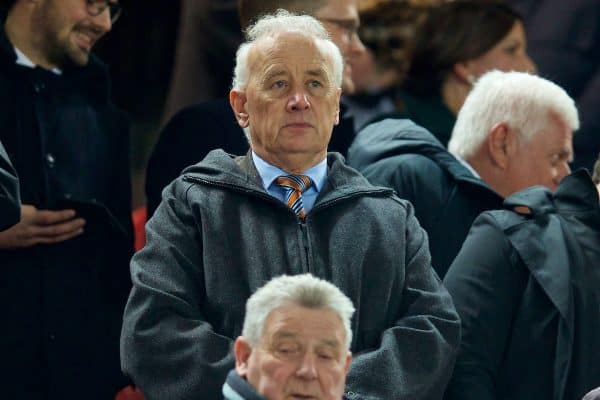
top-left (0, 139), bottom-right (19, 231)
top-left (145, 99), bottom-right (356, 217)
top-left (444, 170), bottom-right (600, 400)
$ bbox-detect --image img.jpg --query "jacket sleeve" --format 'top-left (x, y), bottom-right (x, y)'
top-left (121, 179), bottom-right (233, 399)
top-left (443, 213), bottom-right (527, 400)
top-left (0, 140), bottom-right (20, 231)
top-left (345, 200), bottom-right (461, 400)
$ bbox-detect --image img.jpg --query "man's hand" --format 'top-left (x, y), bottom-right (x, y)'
top-left (0, 205), bottom-right (86, 249)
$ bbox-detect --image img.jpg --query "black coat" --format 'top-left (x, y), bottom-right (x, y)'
top-left (444, 170), bottom-right (600, 400)
top-left (0, 11), bottom-right (133, 399)
top-left (145, 99), bottom-right (356, 217)
top-left (0, 139), bottom-right (19, 230)
top-left (347, 118), bottom-right (503, 277)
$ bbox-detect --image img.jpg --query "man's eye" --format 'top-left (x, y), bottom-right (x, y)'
top-left (317, 351), bottom-right (334, 360)
top-left (272, 80), bottom-right (287, 89)
top-left (309, 80), bottom-right (322, 88)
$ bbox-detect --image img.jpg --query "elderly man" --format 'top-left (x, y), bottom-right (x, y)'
top-left (348, 70), bottom-right (579, 277)
top-left (145, 0), bottom-right (366, 218)
top-left (0, 140), bottom-right (19, 231)
top-left (121, 11), bottom-right (460, 400)
top-left (223, 274), bottom-right (354, 400)
top-left (444, 154), bottom-right (600, 399)
top-left (0, 0), bottom-right (132, 398)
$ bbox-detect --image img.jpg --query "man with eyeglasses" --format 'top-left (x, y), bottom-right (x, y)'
top-left (0, 1), bottom-right (133, 399)
top-left (145, 0), bottom-right (367, 218)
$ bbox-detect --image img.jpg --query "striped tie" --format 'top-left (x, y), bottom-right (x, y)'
top-left (275, 175), bottom-right (312, 218)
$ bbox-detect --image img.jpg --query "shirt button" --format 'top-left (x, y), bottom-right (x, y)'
top-left (49, 333), bottom-right (56, 340)
top-left (46, 153), bottom-right (56, 168)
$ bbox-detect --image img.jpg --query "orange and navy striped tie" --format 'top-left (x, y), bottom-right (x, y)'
top-left (275, 175), bottom-right (312, 218)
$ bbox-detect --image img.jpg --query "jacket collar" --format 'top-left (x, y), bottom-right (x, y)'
top-left (182, 149), bottom-right (393, 208)
top-left (222, 370), bottom-right (266, 400)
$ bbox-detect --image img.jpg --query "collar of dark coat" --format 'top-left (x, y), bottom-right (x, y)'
top-left (182, 149), bottom-right (393, 205)
top-left (222, 370), bottom-right (266, 400)
top-left (0, 6), bottom-right (112, 103)
top-left (490, 170), bottom-right (599, 355)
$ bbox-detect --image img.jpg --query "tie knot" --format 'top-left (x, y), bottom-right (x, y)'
top-left (275, 175), bottom-right (312, 194)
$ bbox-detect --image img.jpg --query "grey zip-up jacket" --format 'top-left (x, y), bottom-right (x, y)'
top-left (121, 150), bottom-right (460, 400)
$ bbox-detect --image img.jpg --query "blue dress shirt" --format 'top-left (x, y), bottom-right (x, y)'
top-left (252, 151), bottom-right (327, 214)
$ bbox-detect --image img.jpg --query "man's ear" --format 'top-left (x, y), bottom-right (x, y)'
top-left (234, 336), bottom-right (252, 378)
top-left (230, 89), bottom-right (249, 129)
top-left (333, 87), bottom-right (342, 126)
top-left (344, 351), bottom-right (352, 374)
top-left (487, 122), bottom-right (516, 169)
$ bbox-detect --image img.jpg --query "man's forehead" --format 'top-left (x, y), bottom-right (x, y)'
top-left (249, 33), bottom-right (333, 75)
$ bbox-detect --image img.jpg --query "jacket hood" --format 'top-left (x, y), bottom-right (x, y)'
top-left (182, 149), bottom-right (393, 205)
top-left (348, 118), bottom-right (481, 185)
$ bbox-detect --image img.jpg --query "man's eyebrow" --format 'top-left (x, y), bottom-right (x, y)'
top-left (263, 69), bottom-right (287, 83)
top-left (306, 68), bottom-right (328, 79)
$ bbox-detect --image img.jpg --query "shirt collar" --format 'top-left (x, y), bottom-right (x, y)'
top-left (14, 46), bottom-right (62, 75)
top-left (454, 155), bottom-right (481, 179)
top-left (252, 151), bottom-right (327, 192)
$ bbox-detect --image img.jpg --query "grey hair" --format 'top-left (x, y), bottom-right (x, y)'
top-left (242, 274), bottom-right (356, 350)
top-left (232, 9), bottom-right (344, 91)
top-left (448, 70), bottom-right (580, 159)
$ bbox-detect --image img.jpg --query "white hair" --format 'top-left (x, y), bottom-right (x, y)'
top-left (448, 70), bottom-right (580, 159)
top-left (242, 274), bottom-right (356, 350)
top-left (232, 9), bottom-right (344, 91)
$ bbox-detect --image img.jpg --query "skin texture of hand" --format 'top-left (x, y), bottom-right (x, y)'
top-left (0, 205), bottom-right (86, 249)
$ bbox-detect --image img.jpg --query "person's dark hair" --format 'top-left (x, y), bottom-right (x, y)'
top-left (3, 0), bottom-right (18, 11)
top-left (358, 0), bottom-right (441, 82)
top-left (403, 0), bottom-right (522, 97)
top-left (237, 0), bottom-right (328, 29)
top-left (593, 153), bottom-right (600, 185)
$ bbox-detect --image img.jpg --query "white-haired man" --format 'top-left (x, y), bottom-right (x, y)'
top-left (223, 274), bottom-right (354, 400)
top-left (121, 11), bottom-right (460, 400)
top-left (348, 70), bottom-right (579, 277)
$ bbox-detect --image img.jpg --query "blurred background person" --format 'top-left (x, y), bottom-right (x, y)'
top-left (507, 0), bottom-right (599, 171)
top-left (381, 0), bottom-right (535, 147)
top-left (342, 0), bottom-right (441, 131)
top-left (0, 0), bottom-right (134, 398)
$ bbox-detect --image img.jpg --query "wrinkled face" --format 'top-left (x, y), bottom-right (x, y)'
top-left (231, 32), bottom-right (341, 170)
top-left (315, 0), bottom-right (366, 94)
top-left (465, 21), bottom-right (536, 78)
top-left (236, 304), bottom-right (351, 400)
top-left (33, 0), bottom-right (114, 68)
top-left (506, 113), bottom-right (573, 194)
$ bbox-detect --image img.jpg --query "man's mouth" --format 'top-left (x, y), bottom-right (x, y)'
top-left (74, 31), bottom-right (99, 51)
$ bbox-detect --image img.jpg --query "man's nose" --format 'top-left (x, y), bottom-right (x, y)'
top-left (350, 33), bottom-right (366, 57)
top-left (91, 8), bottom-right (113, 34)
top-left (286, 90), bottom-right (311, 112)
top-left (295, 353), bottom-right (318, 380)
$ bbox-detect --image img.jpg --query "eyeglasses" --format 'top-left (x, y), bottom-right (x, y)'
top-left (86, 0), bottom-right (122, 24)
top-left (319, 18), bottom-right (360, 42)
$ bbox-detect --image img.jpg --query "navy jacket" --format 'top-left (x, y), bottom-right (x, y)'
top-left (445, 170), bottom-right (600, 400)
top-left (347, 118), bottom-right (503, 277)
